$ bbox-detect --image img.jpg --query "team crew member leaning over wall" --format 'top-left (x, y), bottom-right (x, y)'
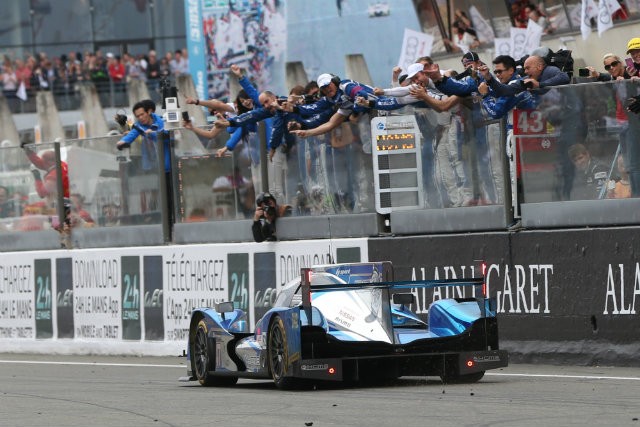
top-left (115, 99), bottom-right (174, 221)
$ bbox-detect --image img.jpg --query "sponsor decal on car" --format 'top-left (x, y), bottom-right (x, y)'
top-left (301, 363), bottom-right (329, 371)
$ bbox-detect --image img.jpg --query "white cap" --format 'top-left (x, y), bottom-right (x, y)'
top-left (406, 63), bottom-right (424, 80)
top-left (106, 52), bottom-right (114, 58)
top-left (317, 73), bottom-right (333, 88)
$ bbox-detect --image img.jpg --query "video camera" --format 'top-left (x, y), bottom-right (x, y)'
top-left (160, 73), bottom-right (180, 125)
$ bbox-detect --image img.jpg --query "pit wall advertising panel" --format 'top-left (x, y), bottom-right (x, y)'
top-left (367, 229), bottom-right (640, 365)
top-left (0, 239), bottom-right (366, 355)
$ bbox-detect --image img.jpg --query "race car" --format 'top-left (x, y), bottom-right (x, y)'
top-left (181, 261), bottom-right (508, 389)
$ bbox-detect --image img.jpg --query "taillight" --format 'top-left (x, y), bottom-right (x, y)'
top-left (466, 360), bottom-right (474, 368)
top-left (328, 367), bottom-right (336, 375)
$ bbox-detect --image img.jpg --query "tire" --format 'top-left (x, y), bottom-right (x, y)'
top-left (192, 319), bottom-right (238, 387)
top-left (267, 315), bottom-right (299, 390)
top-left (440, 371), bottom-right (485, 384)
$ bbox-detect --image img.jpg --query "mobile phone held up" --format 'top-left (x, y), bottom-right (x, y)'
top-left (182, 111), bottom-right (190, 122)
top-left (626, 57), bottom-right (635, 69)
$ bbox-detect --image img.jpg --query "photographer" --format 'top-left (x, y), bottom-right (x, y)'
top-left (115, 99), bottom-right (168, 172)
top-left (485, 55), bottom-right (570, 97)
top-left (252, 191), bottom-right (291, 242)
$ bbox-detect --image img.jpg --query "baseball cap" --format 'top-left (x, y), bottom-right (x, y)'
top-left (406, 63), bottom-right (424, 80)
top-left (627, 37), bottom-right (640, 54)
top-left (106, 52), bottom-right (114, 59)
top-left (317, 73), bottom-right (333, 88)
top-left (461, 51), bottom-right (480, 63)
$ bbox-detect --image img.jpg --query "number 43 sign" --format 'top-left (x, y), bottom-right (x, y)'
top-left (398, 28), bottom-right (434, 72)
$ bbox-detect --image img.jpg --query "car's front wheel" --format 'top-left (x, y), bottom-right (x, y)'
top-left (192, 319), bottom-right (238, 387)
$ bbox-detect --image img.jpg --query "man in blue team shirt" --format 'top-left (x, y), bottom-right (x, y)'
top-left (116, 99), bottom-right (169, 172)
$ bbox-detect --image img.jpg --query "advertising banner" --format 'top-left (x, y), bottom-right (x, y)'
top-left (0, 238), bottom-right (365, 354)
top-left (367, 229), bottom-right (640, 350)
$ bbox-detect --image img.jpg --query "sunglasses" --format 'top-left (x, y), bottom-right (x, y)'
top-left (494, 69), bottom-right (506, 75)
top-left (604, 60), bottom-right (620, 71)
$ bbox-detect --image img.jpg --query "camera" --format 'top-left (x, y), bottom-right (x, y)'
top-left (262, 205), bottom-right (275, 217)
top-left (305, 94), bottom-right (319, 104)
top-left (578, 68), bottom-right (589, 77)
top-left (115, 113), bottom-right (128, 128)
top-left (276, 96), bottom-right (288, 105)
top-left (160, 74), bottom-right (180, 125)
top-left (523, 80), bottom-right (534, 90)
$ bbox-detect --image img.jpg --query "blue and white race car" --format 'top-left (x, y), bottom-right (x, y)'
top-left (181, 262), bottom-right (508, 389)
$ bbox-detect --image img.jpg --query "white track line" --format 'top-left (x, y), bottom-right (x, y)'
top-left (487, 372), bottom-right (640, 381)
top-left (0, 360), bottom-right (184, 368)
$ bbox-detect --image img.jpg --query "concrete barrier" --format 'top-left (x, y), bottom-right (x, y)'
top-left (285, 61), bottom-right (309, 90)
top-left (36, 91), bottom-right (65, 142)
top-left (77, 82), bottom-right (109, 138)
top-left (127, 79), bottom-right (151, 109)
top-left (345, 54), bottom-right (373, 85)
top-left (0, 93), bottom-right (21, 147)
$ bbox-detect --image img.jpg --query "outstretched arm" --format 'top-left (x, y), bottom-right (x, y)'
top-left (185, 97), bottom-right (235, 114)
top-left (290, 112), bottom-right (347, 138)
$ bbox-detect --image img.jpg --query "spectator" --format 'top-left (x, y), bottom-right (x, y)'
top-left (568, 143), bottom-right (608, 200)
top-left (108, 54), bottom-right (126, 103)
top-left (70, 193), bottom-right (95, 224)
top-left (607, 154), bottom-right (631, 199)
top-left (524, 4), bottom-right (551, 33)
top-left (101, 202), bottom-right (121, 227)
top-left (15, 59), bottom-right (33, 91)
top-left (89, 55), bottom-right (109, 88)
top-left (586, 53), bottom-right (632, 81)
top-left (2, 61), bottom-right (18, 108)
top-left (170, 49), bottom-right (188, 76)
top-left (0, 185), bottom-right (16, 218)
top-left (124, 53), bottom-right (145, 81)
top-left (625, 37), bottom-right (640, 77)
top-left (146, 50), bottom-right (161, 81)
top-left (444, 18), bottom-right (480, 52)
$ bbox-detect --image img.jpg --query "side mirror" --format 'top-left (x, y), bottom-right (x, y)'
top-left (392, 293), bottom-right (415, 306)
top-left (216, 301), bottom-right (234, 313)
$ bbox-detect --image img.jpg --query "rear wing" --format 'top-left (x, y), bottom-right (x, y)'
top-left (301, 260), bottom-right (489, 317)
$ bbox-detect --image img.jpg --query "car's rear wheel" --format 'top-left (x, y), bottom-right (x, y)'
top-left (440, 371), bottom-right (485, 384)
top-left (268, 315), bottom-right (300, 390)
top-left (192, 319), bottom-right (238, 387)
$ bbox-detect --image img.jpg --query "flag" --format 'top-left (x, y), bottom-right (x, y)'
top-left (494, 38), bottom-right (512, 57)
top-left (397, 28), bottom-right (434, 71)
top-left (580, 0), bottom-right (598, 40)
top-left (598, 0), bottom-right (621, 36)
top-left (469, 5), bottom-right (495, 43)
top-left (510, 27), bottom-right (528, 61)
top-left (524, 20), bottom-right (543, 55)
top-left (16, 81), bottom-right (27, 101)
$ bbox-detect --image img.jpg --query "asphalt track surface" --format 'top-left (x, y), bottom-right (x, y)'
top-left (1, 355), bottom-right (639, 427)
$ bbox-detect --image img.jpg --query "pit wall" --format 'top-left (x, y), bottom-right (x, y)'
top-left (2, 229), bottom-right (639, 366)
